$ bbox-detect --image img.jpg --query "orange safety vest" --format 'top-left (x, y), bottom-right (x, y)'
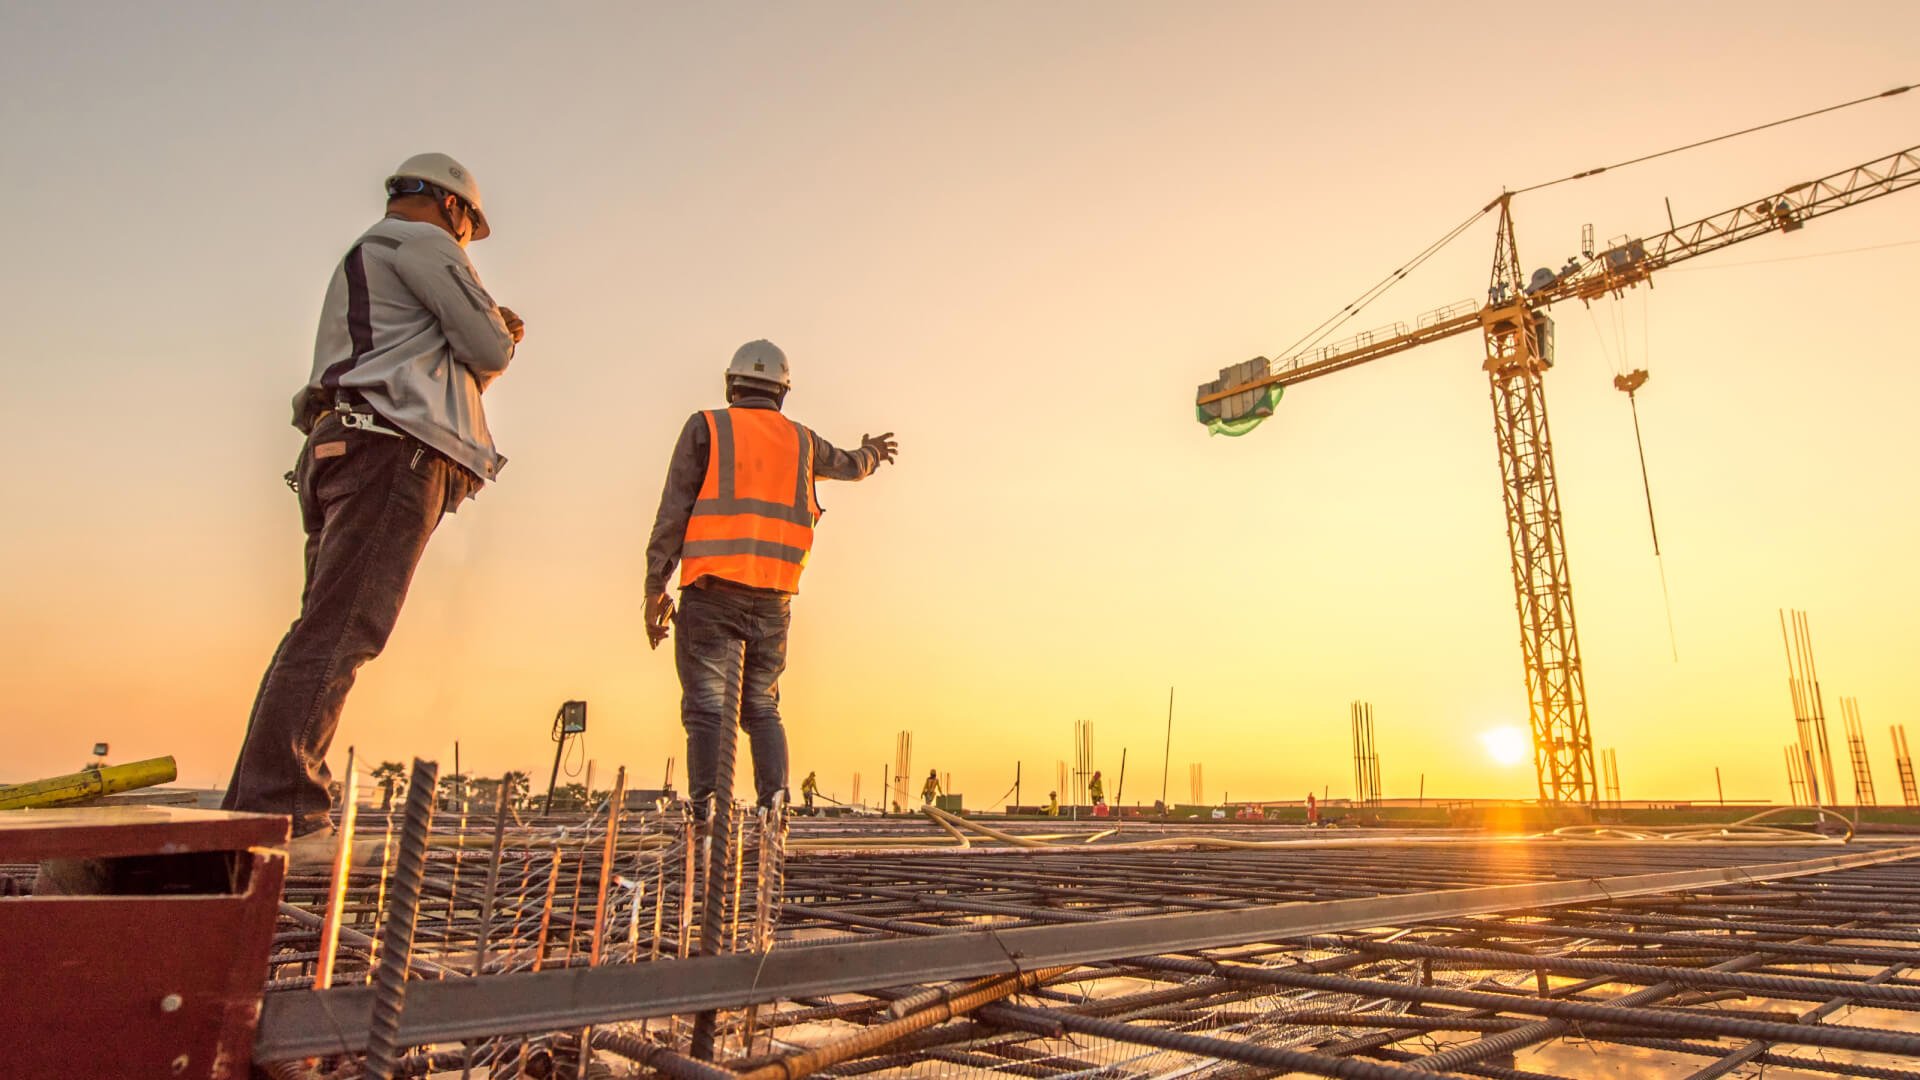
top-left (680, 407), bottom-right (821, 594)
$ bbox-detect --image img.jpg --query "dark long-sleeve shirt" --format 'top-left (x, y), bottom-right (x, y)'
top-left (645, 396), bottom-right (881, 595)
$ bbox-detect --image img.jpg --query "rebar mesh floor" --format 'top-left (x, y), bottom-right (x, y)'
top-left (263, 812), bottom-right (1920, 1079)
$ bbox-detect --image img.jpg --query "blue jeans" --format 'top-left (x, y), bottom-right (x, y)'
top-left (674, 583), bottom-right (792, 811)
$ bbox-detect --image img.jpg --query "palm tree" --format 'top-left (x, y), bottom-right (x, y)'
top-left (371, 762), bottom-right (407, 811)
top-left (468, 776), bottom-right (501, 811)
top-left (502, 770), bottom-right (532, 809)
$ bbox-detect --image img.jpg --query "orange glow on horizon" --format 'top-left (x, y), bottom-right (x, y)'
top-left (3, 6), bottom-right (1918, 809)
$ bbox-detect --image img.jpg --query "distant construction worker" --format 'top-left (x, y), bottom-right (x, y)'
top-left (800, 771), bottom-right (820, 810)
top-left (921, 769), bottom-right (942, 806)
top-left (224, 153), bottom-right (523, 870)
top-left (1044, 791), bottom-right (1060, 816)
top-left (644, 340), bottom-right (897, 816)
top-left (1089, 770), bottom-right (1106, 806)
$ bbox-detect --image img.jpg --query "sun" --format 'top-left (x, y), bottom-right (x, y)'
top-left (1480, 727), bottom-right (1531, 766)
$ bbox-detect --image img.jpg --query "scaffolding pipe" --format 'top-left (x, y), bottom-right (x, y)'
top-left (0, 755), bottom-right (177, 809)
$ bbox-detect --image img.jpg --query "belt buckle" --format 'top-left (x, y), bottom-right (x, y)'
top-left (339, 411), bottom-right (401, 438)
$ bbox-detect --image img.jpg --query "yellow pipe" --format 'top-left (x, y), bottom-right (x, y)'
top-left (0, 756), bottom-right (177, 810)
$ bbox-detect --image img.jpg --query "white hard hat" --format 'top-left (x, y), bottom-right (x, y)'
top-left (726, 339), bottom-right (792, 390)
top-left (386, 152), bottom-right (490, 240)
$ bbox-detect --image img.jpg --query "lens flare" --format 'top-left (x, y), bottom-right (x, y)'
top-left (1481, 727), bottom-right (1530, 766)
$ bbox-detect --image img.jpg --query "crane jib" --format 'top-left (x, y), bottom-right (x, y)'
top-left (1195, 142), bottom-right (1920, 421)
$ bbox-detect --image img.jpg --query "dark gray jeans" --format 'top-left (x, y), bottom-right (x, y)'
top-left (223, 413), bottom-right (470, 836)
top-left (675, 582), bottom-right (792, 812)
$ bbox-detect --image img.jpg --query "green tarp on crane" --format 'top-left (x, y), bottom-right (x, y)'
top-left (1196, 384), bottom-right (1283, 437)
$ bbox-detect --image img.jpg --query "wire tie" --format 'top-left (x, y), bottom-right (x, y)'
top-left (985, 925), bottom-right (1026, 978)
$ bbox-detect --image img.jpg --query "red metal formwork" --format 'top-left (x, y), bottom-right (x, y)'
top-left (0, 807), bottom-right (287, 1079)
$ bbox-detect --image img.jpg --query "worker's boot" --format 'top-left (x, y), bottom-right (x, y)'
top-left (284, 827), bottom-right (388, 875)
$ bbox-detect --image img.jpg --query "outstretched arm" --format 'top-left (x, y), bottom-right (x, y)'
top-left (812, 430), bottom-right (898, 480)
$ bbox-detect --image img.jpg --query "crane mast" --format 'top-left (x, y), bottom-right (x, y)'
top-left (1482, 196), bottom-right (1595, 804)
top-left (1196, 142), bottom-right (1920, 806)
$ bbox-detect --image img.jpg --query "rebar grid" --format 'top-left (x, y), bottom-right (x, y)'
top-left (263, 814), bottom-right (1920, 1078)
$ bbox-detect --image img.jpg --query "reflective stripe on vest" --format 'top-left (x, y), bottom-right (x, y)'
top-left (681, 408), bottom-right (819, 593)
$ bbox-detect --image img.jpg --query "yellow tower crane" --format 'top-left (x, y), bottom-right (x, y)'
top-left (1196, 142), bottom-right (1920, 805)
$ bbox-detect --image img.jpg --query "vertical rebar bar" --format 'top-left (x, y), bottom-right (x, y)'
top-left (313, 746), bottom-right (359, 990)
top-left (728, 803), bottom-right (747, 954)
top-left (578, 766), bottom-right (626, 1079)
top-left (364, 757), bottom-right (438, 1080)
top-left (369, 798), bottom-right (397, 980)
top-left (690, 713), bottom-right (741, 1059)
top-left (532, 844), bottom-right (561, 971)
top-left (462, 771), bottom-right (513, 1080)
top-left (471, 773), bottom-right (512, 977)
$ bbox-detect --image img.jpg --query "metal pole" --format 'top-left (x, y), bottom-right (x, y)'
top-left (546, 732), bottom-right (566, 817)
top-left (1159, 686), bottom-right (1173, 810)
top-left (1716, 766), bottom-right (1725, 807)
top-left (1115, 748), bottom-right (1128, 808)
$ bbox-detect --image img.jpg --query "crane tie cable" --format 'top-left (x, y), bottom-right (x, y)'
top-left (1271, 81), bottom-right (1916, 368)
top-left (1273, 201), bottom-right (1493, 362)
top-left (1514, 81), bottom-right (1916, 195)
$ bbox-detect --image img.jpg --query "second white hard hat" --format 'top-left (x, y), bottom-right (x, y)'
top-left (726, 340), bottom-right (792, 390)
top-left (386, 152), bottom-right (490, 240)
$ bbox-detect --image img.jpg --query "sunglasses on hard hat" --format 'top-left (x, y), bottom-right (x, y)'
top-left (389, 178), bottom-right (472, 212)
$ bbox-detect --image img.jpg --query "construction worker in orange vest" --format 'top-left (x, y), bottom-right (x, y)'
top-left (643, 340), bottom-right (897, 818)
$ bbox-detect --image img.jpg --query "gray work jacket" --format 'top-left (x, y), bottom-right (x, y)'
top-left (295, 216), bottom-right (516, 487)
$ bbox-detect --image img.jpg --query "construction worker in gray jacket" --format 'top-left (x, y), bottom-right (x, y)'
top-left (224, 153), bottom-right (525, 869)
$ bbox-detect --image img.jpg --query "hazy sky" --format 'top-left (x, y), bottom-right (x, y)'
top-left (4, 2), bottom-right (1917, 807)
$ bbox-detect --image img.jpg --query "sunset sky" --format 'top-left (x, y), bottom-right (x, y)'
top-left (4, 3), bottom-right (1917, 808)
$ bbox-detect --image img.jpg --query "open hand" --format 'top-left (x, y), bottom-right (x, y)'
top-left (862, 431), bottom-right (898, 465)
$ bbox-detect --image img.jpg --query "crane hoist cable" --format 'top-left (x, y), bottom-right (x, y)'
top-left (1581, 285), bottom-right (1680, 662)
top-left (1611, 362), bottom-right (1680, 663)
